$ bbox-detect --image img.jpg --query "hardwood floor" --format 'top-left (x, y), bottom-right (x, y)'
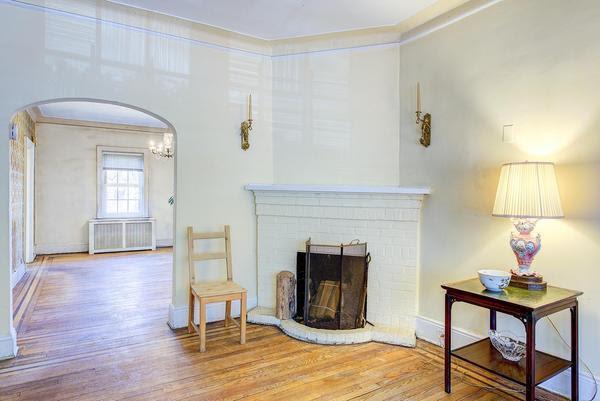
top-left (1, 250), bottom-right (564, 400)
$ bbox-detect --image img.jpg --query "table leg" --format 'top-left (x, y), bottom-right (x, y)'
top-left (444, 294), bottom-right (453, 393)
top-left (571, 301), bottom-right (579, 401)
top-left (525, 313), bottom-right (536, 401)
top-left (490, 310), bottom-right (497, 331)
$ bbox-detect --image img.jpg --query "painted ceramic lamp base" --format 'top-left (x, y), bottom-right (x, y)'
top-left (508, 219), bottom-right (547, 291)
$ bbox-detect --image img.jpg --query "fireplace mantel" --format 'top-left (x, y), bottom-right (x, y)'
top-left (246, 183), bottom-right (429, 346)
top-left (245, 184), bottom-right (431, 195)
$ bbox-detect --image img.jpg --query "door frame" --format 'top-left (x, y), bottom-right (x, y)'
top-left (24, 135), bottom-right (35, 264)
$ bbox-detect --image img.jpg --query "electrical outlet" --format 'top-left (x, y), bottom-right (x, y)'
top-left (502, 124), bottom-right (515, 143)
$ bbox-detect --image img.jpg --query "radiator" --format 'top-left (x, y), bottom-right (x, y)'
top-left (88, 218), bottom-right (156, 254)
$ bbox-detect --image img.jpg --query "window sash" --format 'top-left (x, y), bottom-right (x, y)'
top-left (97, 147), bottom-right (149, 219)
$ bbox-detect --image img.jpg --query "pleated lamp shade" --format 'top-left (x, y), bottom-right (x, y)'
top-left (492, 162), bottom-right (564, 219)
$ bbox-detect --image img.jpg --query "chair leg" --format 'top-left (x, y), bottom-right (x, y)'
top-left (187, 289), bottom-right (194, 334)
top-left (199, 298), bottom-right (207, 352)
top-left (240, 292), bottom-right (247, 345)
top-left (225, 300), bottom-right (231, 328)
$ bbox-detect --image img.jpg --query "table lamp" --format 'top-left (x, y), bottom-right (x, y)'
top-left (492, 162), bottom-right (563, 290)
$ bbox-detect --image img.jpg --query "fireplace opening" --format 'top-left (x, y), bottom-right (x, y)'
top-left (295, 239), bottom-right (370, 330)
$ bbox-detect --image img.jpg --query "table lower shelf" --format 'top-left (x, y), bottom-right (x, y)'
top-left (451, 338), bottom-right (571, 386)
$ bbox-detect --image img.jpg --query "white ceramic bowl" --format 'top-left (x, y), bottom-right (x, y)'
top-left (477, 269), bottom-right (511, 292)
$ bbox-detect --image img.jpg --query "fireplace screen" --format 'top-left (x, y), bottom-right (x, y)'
top-left (303, 239), bottom-right (370, 330)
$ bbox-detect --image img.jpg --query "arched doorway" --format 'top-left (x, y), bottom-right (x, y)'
top-left (6, 98), bottom-right (177, 358)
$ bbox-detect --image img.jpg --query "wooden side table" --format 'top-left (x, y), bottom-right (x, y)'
top-left (442, 278), bottom-right (582, 401)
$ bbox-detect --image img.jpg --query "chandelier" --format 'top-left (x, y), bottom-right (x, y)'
top-left (150, 132), bottom-right (174, 158)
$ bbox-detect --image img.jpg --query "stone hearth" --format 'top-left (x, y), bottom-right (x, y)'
top-left (245, 184), bottom-right (430, 346)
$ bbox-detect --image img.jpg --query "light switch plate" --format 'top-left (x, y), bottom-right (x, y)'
top-left (502, 124), bottom-right (515, 143)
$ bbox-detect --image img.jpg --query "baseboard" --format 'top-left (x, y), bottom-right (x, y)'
top-left (416, 315), bottom-right (598, 399)
top-left (416, 315), bottom-right (481, 348)
top-left (37, 241), bottom-right (173, 254)
top-left (156, 239), bottom-right (173, 248)
top-left (36, 243), bottom-right (88, 255)
top-left (0, 326), bottom-right (18, 360)
top-left (11, 263), bottom-right (26, 289)
top-left (168, 296), bottom-right (258, 329)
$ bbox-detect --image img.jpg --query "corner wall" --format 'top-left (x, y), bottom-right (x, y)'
top-left (398, 0), bottom-right (600, 385)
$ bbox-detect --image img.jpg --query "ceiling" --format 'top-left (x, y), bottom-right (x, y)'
top-left (107, 0), bottom-right (439, 40)
top-left (36, 102), bottom-right (168, 129)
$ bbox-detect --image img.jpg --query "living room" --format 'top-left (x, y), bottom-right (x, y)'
top-left (0, 1), bottom-right (598, 400)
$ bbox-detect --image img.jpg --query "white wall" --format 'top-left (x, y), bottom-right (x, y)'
top-left (398, 0), bottom-right (600, 381)
top-left (272, 45), bottom-right (400, 185)
top-left (0, 0), bottom-right (273, 357)
top-left (34, 123), bottom-right (174, 254)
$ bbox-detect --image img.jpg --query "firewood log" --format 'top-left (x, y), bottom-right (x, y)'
top-left (276, 271), bottom-right (296, 320)
top-left (309, 280), bottom-right (339, 320)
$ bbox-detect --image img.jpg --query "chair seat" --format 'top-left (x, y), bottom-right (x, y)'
top-left (191, 280), bottom-right (246, 298)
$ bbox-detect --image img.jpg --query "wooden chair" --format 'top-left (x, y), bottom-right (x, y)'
top-left (187, 225), bottom-right (247, 352)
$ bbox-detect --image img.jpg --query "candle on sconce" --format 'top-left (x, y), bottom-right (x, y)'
top-left (240, 94), bottom-right (253, 150)
top-left (248, 94), bottom-right (252, 120)
top-left (415, 81), bottom-right (431, 147)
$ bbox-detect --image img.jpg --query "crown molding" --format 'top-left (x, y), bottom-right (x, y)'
top-left (399, 0), bottom-right (504, 45)
top-left (11, 0), bottom-right (271, 56)
top-left (269, 0), bottom-right (475, 56)
top-left (9, 0), bottom-right (503, 57)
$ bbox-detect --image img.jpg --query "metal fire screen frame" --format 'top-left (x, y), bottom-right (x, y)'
top-left (303, 238), bottom-right (371, 330)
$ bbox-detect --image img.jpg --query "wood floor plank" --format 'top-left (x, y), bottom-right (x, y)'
top-left (1, 250), bottom-right (566, 401)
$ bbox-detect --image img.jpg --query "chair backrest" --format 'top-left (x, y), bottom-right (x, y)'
top-left (187, 225), bottom-right (232, 285)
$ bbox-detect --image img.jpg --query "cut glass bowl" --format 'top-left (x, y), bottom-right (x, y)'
top-left (489, 330), bottom-right (526, 362)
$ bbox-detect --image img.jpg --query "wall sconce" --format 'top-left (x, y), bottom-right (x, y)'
top-left (241, 94), bottom-right (253, 151)
top-left (415, 82), bottom-right (431, 147)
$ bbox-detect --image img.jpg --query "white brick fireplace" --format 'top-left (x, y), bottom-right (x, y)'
top-left (246, 184), bottom-right (430, 346)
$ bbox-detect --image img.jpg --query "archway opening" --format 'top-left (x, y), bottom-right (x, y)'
top-left (7, 98), bottom-right (177, 358)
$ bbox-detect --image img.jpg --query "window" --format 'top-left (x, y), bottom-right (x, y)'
top-left (97, 148), bottom-right (149, 218)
